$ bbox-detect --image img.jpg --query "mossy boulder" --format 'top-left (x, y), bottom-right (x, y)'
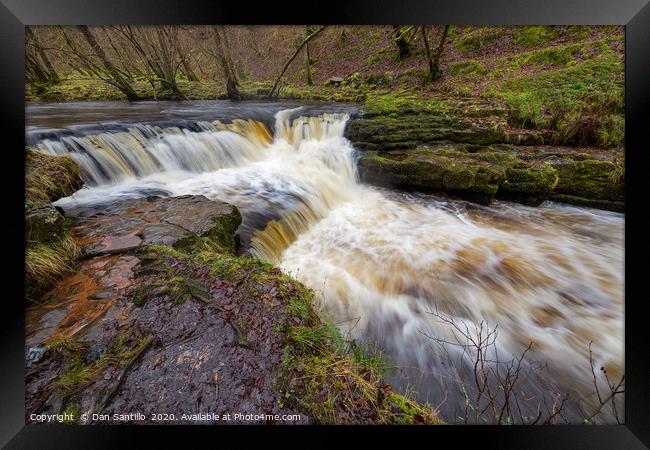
top-left (357, 148), bottom-right (508, 204)
top-left (356, 147), bottom-right (620, 207)
top-left (63, 195), bottom-right (242, 258)
top-left (25, 205), bottom-right (65, 243)
top-left (506, 163), bottom-right (559, 193)
top-left (552, 159), bottom-right (624, 203)
top-left (346, 114), bottom-right (507, 150)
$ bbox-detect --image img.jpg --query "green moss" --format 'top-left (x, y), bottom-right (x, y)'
top-left (205, 253), bottom-right (273, 282)
top-left (552, 159), bottom-right (624, 202)
top-left (455, 27), bottom-right (505, 53)
top-left (515, 26), bottom-right (552, 48)
top-left (451, 60), bottom-right (486, 76)
top-left (502, 163), bottom-right (559, 194)
top-left (362, 92), bottom-right (448, 117)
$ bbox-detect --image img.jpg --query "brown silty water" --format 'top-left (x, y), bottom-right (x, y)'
top-left (29, 102), bottom-right (624, 423)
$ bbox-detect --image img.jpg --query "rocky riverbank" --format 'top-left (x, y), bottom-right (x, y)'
top-left (346, 95), bottom-right (624, 211)
top-left (24, 152), bottom-right (442, 425)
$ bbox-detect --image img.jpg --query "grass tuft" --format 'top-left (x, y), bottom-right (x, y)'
top-left (25, 149), bottom-right (83, 209)
top-left (25, 234), bottom-right (81, 301)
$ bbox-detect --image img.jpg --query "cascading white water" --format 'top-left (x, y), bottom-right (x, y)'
top-left (44, 109), bottom-right (624, 423)
top-left (36, 122), bottom-right (269, 185)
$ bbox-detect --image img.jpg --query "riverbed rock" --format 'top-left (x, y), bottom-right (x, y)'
top-left (26, 193), bottom-right (442, 425)
top-left (346, 95), bottom-right (624, 211)
top-left (68, 195), bottom-right (242, 257)
top-left (357, 145), bottom-right (623, 210)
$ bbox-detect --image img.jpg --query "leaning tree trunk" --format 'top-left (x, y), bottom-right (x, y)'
top-left (77, 26), bottom-right (140, 101)
top-left (25, 27), bottom-right (59, 83)
top-left (268, 25), bottom-right (326, 98)
top-left (213, 26), bottom-right (241, 100)
top-left (304, 26), bottom-right (313, 85)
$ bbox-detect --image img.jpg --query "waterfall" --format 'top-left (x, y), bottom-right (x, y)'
top-left (39, 108), bottom-right (624, 423)
top-left (35, 121), bottom-right (272, 185)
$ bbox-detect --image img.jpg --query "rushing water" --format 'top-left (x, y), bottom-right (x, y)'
top-left (28, 101), bottom-right (624, 423)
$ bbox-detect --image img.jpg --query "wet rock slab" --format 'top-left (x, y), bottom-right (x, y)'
top-left (68, 195), bottom-right (240, 257)
top-left (25, 194), bottom-right (311, 424)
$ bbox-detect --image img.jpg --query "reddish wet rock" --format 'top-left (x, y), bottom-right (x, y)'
top-left (68, 195), bottom-right (241, 257)
top-left (25, 195), bottom-right (310, 424)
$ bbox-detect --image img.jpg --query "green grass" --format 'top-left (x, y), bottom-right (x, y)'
top-left (455, 27), bottom-right (505, 53)
top-left (25, 149), bottom-right (83, 209)
top-left (484, 52), bottom-right (624, 147)
top-left (25, 234), bottom-right (81, 301)
top-left (451, 60), bottom-right (487, 76)
top-left (515, 26), bottom-right (553, 48)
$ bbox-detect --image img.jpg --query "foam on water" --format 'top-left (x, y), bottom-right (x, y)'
top-left (44, 109), bottom-right (623, 423)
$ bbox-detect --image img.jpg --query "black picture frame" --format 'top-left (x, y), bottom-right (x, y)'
top-left (1, 0), bottom-right (647, 447)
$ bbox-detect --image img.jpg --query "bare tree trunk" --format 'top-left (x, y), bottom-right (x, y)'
top-left (429, 25), bottom-right (450, 81)
top-left (76, 26), bottom-right (140, 101)
top-left (268, 25), bottom-right (326, 98)
top-left (212, 26), bottom-right (241, 100)
top-left (421, 26), bottom-right (434, 81)
top-left (155, 27), bottom-right (183, 99)
top-left (25, 27), bottom-right (59, 83)
top-left (171, 26), bottom-right (199, 81)
top-left (304, 26), bottom-right (313, 85)
top-left (304, 42), bottom-right (313, 85)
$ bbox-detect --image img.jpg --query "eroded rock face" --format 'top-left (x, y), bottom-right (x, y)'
top-left (346, 99), bottom-right (624, 211)
top-left (355, 145), bottom-right (623, 211)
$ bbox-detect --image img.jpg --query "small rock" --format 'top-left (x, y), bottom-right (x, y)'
top-left (25, 205), bottom-right (64, 242)
top-left (86, 343), bottom-right (107, 363)
top-left (26, 345), bottom-right (47, 369)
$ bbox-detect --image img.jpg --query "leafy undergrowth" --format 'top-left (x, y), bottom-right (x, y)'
top-left (132, 237), bottom-right (443, 424)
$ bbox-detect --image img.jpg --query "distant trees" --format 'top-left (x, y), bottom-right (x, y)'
top-left (26, 25), bottom-right (456, 100)
top-left (71, 26), bottom-right (141, 101)
top-left (267, 25), bottom-right (326, 98)
top-left (114, 26), bottom-right (184, 99)
top-left (25, 28), bottom-right (59, 89)
top-left (210, 26), bottom-right (241, 100)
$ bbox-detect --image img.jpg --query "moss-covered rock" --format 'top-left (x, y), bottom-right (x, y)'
top-left (552, 159), bottom-right (624, 203)
top-left (27, 195), bottom-right (443, 425)
top-left (356, 145), bottom-right (626, 209)
top-left (358, 148), bottom-right (513, 204)
top-left (346, 113), bottom-right (507, 151)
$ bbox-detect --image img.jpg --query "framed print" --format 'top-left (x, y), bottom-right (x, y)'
top-left (1, 0), bottom-right (648, 447)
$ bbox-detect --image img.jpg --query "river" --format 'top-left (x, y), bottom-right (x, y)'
top-left (26, 100), bottom-right (624, 424)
